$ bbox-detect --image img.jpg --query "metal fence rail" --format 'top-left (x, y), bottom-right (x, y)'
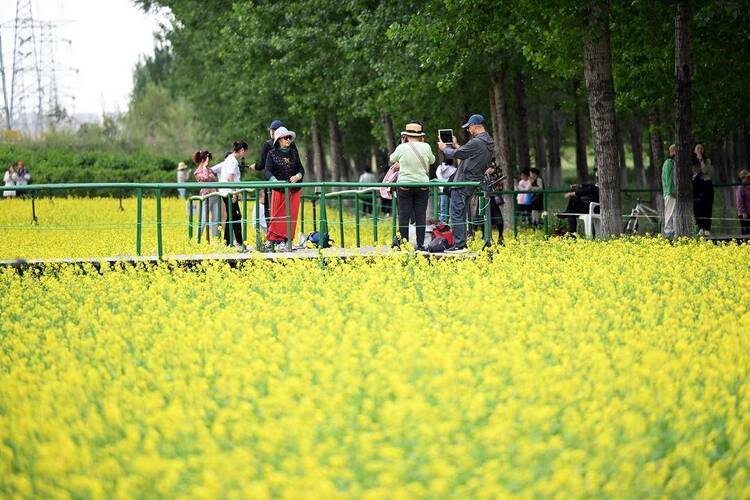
top-left (8, 181), bottom-right (745, 258)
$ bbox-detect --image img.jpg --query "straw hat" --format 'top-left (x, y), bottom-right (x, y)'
top-left (177, 162), bottom-right (188, 171)
top-left (739, 169), bottom-right (750, 180)
top-left (401, 122), bottom-right (425, 137)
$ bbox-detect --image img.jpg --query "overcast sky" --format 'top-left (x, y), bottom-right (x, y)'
top-left (1, 0), bottom-right (168, 115)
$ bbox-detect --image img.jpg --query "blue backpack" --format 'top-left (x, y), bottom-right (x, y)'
top-left (306, 231), bottom-right (333, 248)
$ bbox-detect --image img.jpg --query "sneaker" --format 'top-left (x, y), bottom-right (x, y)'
top-left (275, 241), bottom-right (288, 252)
top-left (697, 229), bottom-right (705, 236)
top-left (445, 245), bottom-right (468, 253)
top-left (235, 244), bottom-right (249, 253)
top-left (416, 245), bottom-right (428, 252)
top-left (703, 230), bottom-right (711, 236)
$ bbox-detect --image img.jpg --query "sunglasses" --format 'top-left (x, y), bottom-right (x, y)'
top-left (280, 136), bottom-right (293, 141)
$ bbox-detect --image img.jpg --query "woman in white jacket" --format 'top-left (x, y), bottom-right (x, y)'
top-left (3, 164), bottom-right (18, 198)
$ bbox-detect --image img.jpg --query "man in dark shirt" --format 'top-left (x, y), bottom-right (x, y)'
top-left (559, 169), bottom-right (600, 234)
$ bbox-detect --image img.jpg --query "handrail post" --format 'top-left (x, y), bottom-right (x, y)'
top-left (391, 194), bottom-right (397, 241)
top-left (301, 193), bottom-right (306, 234)
top-left (372, 190), bottom-right (378, 243)
top-left (188, 198), bottom-right (194, 240)
top-left (242, 190), bottom-right (248, 243)
top-left (482, 192), bottom-right (491, 247)
top-left (354, 192), bottom-right (361, 248)
top-left (338, 195), bottom-right (345, 247)
top-left (156, 188), bottom-right (163, 259)
top-left (255, 191), bottom-right (262, 250)
top-left (285, 186), bottom-right (292, 246)
top-left (31, 191), bottom-right (38, 224)
top-left (312, 193), bottom-right (318, 233)
top-left (319, 187), bottom-right (328, 246)
top-left (432, 186), bottom-right (439, 221)
top-left (543, 190), bottom-right (549, 238)
top-left (197, 198), bottom-right (204, 244)
top-left (136, 188), bottom-right (143, 256)
top-left (227, 192), bottom-right (234, 246)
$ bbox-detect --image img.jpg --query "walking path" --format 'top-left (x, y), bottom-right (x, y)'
top-left (0, 246), bottom-right (478, 270)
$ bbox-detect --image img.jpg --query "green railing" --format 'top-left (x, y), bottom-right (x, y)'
top-left (10, 181), bottom-right (744, 259)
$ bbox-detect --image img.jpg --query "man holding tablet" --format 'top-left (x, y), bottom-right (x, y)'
top-left (437, 114), bottom-right (495, 252)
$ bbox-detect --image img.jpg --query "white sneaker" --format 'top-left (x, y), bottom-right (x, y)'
top-left (703, 230), bottom-right (710, 236)
top-left (275, 242), bottom-right (288, 252)
top-left (697, 229), bottom-right (704, 236)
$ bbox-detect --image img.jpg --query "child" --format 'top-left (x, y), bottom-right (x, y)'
top-left (516, 169), bottom-right (532, 226)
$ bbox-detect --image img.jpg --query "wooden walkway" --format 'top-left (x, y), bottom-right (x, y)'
top-left (0, 246), bottom-right (478, 271)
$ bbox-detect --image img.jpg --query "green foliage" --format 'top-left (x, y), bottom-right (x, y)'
top-left (0, 144), bottom-right (186, 193)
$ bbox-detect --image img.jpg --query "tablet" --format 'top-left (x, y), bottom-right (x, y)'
top-left (438, 129), bottom-right (453, 144)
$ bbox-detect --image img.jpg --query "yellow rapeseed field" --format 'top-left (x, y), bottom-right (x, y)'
top-left (0, 196), bottom-right (396, 259)
top-left (1, 234), bottom-right (749, 497)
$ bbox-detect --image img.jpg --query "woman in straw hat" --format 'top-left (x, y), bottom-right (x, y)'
top-left (388, 122), bottom-right (435, 250)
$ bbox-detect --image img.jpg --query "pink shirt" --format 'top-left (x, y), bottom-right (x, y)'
top-left (736, 184), bottom-right (750, 217)
top-left (193, 166), bottom-right (218, 196)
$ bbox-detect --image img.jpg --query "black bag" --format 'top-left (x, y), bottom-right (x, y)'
top-left (428, 236), bottom-right (450, 253)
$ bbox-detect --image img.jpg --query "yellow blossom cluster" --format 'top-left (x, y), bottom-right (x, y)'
top-left (1, 238), bottom-right (749, 497)
top-left (0, 196), bottom-right (393, 259)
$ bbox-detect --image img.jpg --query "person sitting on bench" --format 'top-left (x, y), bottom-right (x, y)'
top-left (559, 169), bottom-right (600, 235)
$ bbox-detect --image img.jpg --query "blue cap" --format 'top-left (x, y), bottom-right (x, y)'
top-left (461, 114), bottom-right (485, 129)
top-left (269, 120), bottom-right (284, 130)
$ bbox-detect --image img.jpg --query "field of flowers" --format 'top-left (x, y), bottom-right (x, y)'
top-left (0, 196), bottom-right (403, 260)
top-left (1, 236), bottom-right (749, 497)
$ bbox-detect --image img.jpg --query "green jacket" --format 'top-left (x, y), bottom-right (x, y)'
top-left (662, 158), bottom-right (675, 197)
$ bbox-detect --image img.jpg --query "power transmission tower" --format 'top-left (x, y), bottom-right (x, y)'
top-left (0, 0), bottom-right (73, 134)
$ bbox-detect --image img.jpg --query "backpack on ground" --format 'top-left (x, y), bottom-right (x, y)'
top-left (428, 237), bottom-right (450, 253)
top-left (302, 231), bottom-right (334, 249)
top-left (431, 223), bottom-right (455, 247)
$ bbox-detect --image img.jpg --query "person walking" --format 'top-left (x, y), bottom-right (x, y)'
top-left (219, 141), bottom-right (248, 252)
top-left (192, 149), bottom-right (221, 239)
top-left (529, 167), bottom-right (545, 228)
top-left (176, 162), bottom-right (190, 199)
top-left (692, 143), bottom-right (714, 236)
top-left (264, 126), bottom-right (305, 251)
top-left (662, 144), bottom-right (677, 238)
top-left (736, 169), bottom-right (750, 236)
top-left (389, 122), bottom-right (435, 250)
top-left (437, 114), bottom-right (495, 252)
top-left (3, 164), bottom-right (17, 198)
top-left (358, 166), bottom-right (377, 214)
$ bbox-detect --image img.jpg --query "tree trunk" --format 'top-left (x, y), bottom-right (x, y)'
top-left (713, 137), bottom-right (734, 221)
top-left (311, 117), bottom-right (325, 182)
top-left (514, 73), bottom-right (531, 172)
top-left (382, 114), bottom-right (396, 154)
top-left (533, 103), bottom-right (547, 172)
top-left (547, 102), bottom-right (562, 186)
top-left (573, 78), bottom-right (589, 183)
top-left (582, 1), bottom-right (621, 237)
top-left (616, 119), bottom-right (628, 186)
top-left (673, 0), bottom-right (694, 236)
top-left (491, 71), bottom-right (513, 228)
top-left (630, 121), bottom-right (645, 187)
top-left (506, 100), bottom-right (517, 173)
top-left (328, 117), bottom-right (343, 182)
top-left (647, 113), bottom-right (664, 211)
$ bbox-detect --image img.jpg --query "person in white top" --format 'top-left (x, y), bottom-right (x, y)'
top-left (435, 157), bottom-right (457, 222)
top-left (217, 141), bottom-right (248, 251)
top-left (3, 164), bottom-right (18, 198)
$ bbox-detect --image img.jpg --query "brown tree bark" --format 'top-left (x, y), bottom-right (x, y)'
top-left (491, 71), bottom-right (513, 228)
top-left (616, 119), bottom-right (628, 186)
top-left (573, 78), bottom-right (589, 183)
top-left (533, 103), bottom-right (547, 172)
top-left (546, 103), bottom-right (562, 186)
top-left (582, 1), bottom-right (621, 237)
top-left (328, 117), bottom-right (343, 182)
top-left (630, 121), bottom-right (645, 187)
top-left (514, 73), bottom-right (531, 172)
top-left (647, 113), bottom-right (664, 210)
top-left (311, 117), bottom-right (325, 182)
top-left (382, 114), bottom-right (396, 154)
top-left (673, 0), bottom-right (694, 236)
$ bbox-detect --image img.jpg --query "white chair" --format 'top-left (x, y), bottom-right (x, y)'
top-left (579, 202), bottom-right (601, 239)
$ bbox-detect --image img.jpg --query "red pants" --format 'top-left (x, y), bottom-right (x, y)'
top-left (267, 189), bottom-right (301, 242)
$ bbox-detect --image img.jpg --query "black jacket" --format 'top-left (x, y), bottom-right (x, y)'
top-left (264, 147), bottom-right (305, 190)
top-left (257, 139), bottom-right (298, 172)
